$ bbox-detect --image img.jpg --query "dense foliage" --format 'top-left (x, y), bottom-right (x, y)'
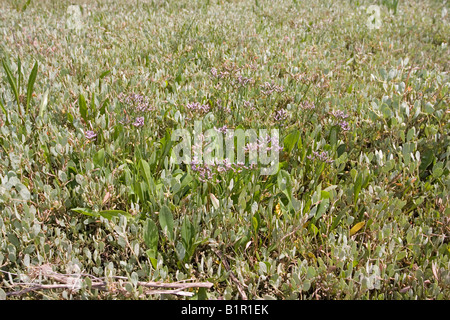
top-left (0, 0), bottom-right (448, 299)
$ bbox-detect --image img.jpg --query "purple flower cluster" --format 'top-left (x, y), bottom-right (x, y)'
top-left (132, 117), bottom-right (145, 127)
top-left (260, 81), bottom-right (284, 95)
top-left (191, 162), bottom-right (215, 182)
top-left (85, 130), bottom-right (97, 140)
top-left (330, 110), bottom-right (349, 119)
top-left (236, 75), bottom-right (253, 86)
top-left (300, 101), bottom-right (316, 110)
top-left (214, 125), bottom-right (228, 134)
top-left (189, 133), bottom-right (258, 183)
top-left (307, 151), bottom-right (334, 163)
top-left (338, 121), bottom-right (350, 131)
top-left (244, 134), bottom-right (283, 154)
top-left (191, 159), bottom-right (256, 183)
top-left (186, 102), bottom-right (211, 114)
top-left (330, 110), bottom-right (350, 131)
top-left (273, 109), bottom-right (288, 121)
top-left (211, 66), bottom-right (253, 88)
top-left (210, 67), bottom-right (229, 79)
top-left (118, 92), bottom-right (153, 112)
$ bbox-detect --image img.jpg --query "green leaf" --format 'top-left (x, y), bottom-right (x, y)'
top-left (283, 130), bottom-right (300, 153)
top-left (7, 232), bottom-right (20, 248)
top-left (315, 198), bottom-right (329, 220)
top-left (329, 125), bottom-right (339, 146)
top-left (252, 215), bottom-right (259, 234)
top-left (17, 57), bottom-right (22, 95)
top-left (0, 98), bottom-right (9, 125)
top-left (93, 148), bottom-right (105, 167)
top-left (2, 59), bottom-right (20, 112)
top-left (406, 127), bottom-right (416, 142)
top-left (90, 91), bottom-right (97, 115)
top-left (210, 193), bottom-right (219, 210)
top-left (310, 223), bottom-right (319, 236)
top-left (71, 208), bottom-right (131, 220)
top-left (181, 217), bottom-right (194, 253)
top-left (144, 218), bottom-right (159, 252)
top-left (302, 279), bottom-right (311, 291)
top-left (146, 250), bottom-right (157, 269)
top-left (16, 183), bottom-right (31, 201)
top-left (98, 210), bottom-right (132, 220)
top-left (354, 172), bottom-right (363, 205)
top-left (337, 144), bottom-right (346, 157)
top-left (99, 70), bottom-right (111, 79)
top-left (331, 212), bottom-right (345, 230)
top-left (99, 98), bottom-right (109, 115)
top-left (277, 169), bottom-right (291, 195)
top-left (26, 61), bottom-right (38, 114)
top-left (159, 205), bottom-right (174, 241)
top-left (306, 266), bottom-right (316, 279)
top-left (175, 241), bottom-right (186, 261)
top-left (419, 149), bottom-right (434, 175)
top-left (71, 207), bottom-right (98, 217)
top-left (140, 159), bottom-right (152, 187)
top-left (432, 162), bottom-right (444, 179)
top-left (195, 287), bottom-right (208, 300)
top-left (78, 93), bottom-right (88, 122)
top-left (22, 0), bottom-right (32, 11)
top-left (396, 251), bottom-right (407, 261)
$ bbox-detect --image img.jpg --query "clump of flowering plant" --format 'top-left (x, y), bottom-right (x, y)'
top-left (307, 150), bottom-right (334, 163)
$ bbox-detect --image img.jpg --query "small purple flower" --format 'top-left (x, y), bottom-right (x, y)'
top-left (133, 117), bottom-right (144, 127)
top-left (260, 81), bottom-right (284, 95)
top-left (273, 109), bottom-right (288, 121)
top-left (331, 110), bottom-right (350, 119)
top-left (85, 130), bottom-right (97, 140)
top-left (186, 102), bottom-right (210, 114)
top-left (214, 125), bottom-right (228, 134)
top-left (119, 92), bottom-right (153, 112)
top-left (308, 150), bottom-right (333, 163)
top-left (330, 110), bottom-right (350, 131)
top-left (211, 67), bottom-right (218, 77)
top-left (339, 120), bottom-right (350, 131)
top-left (236, 75), bottom-right (252, 86)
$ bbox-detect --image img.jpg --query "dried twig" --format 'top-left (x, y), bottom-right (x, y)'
top-left (1, 265), bottom-right (213, 298)
top-left (210, 246), bottom-right (248, 300)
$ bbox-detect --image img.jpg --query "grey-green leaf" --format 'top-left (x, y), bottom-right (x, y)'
top-left (26, 61), bottom-right (38, 114)
top-left (159, 205), bottom-right (174, 241)
top-left (144, 218), bottom-right (159, 251)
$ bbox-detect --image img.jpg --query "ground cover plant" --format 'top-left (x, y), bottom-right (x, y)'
top-left (0, 0), bottom-right (449, 300)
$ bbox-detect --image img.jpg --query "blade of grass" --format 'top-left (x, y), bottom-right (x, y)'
top-left (1, 59), bottom-right (21, 115)
top-left (17, 57), bottom-right (22, 97)
top-left (0, 98), bottom-right (9, 125)
top-left (22, 0), bottom-right (32, 12)
top-left (26, 61), bottom-right (38, 115)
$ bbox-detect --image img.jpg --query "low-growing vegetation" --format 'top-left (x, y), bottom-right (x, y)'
top-left (0, 0), bottom-right (449, 300)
